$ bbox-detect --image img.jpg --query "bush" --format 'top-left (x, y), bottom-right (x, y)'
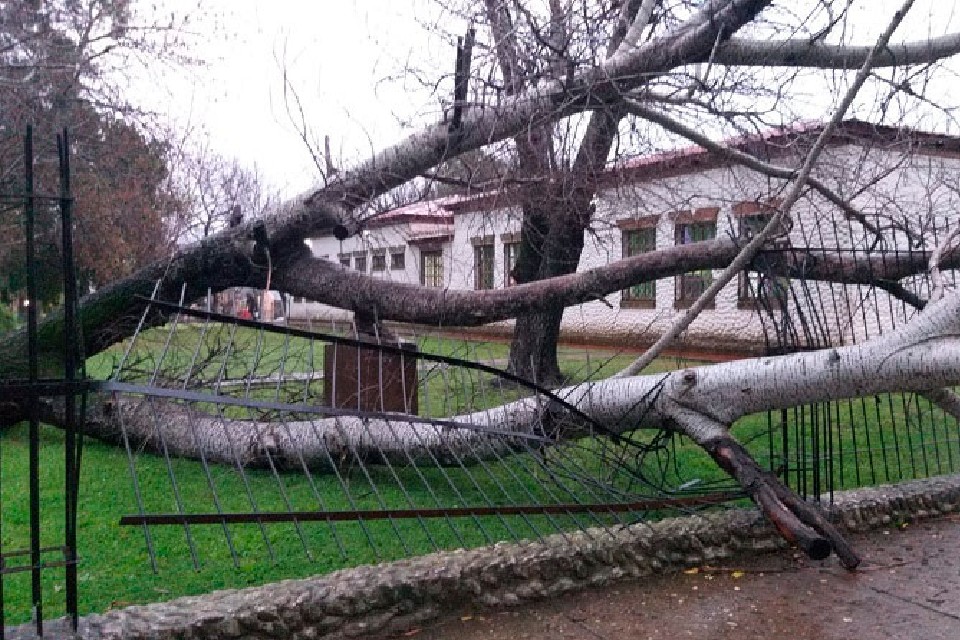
top-left (0, 304), bottom-right (18, 333)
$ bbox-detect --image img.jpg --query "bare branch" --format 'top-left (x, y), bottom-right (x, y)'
top-left (617, 0), bottom-right (918, 378)
top-left (715, 31), bottom-right (960, 69)
top-left (614, 0), bottom-right (657, 56)
top-left (929, 225), bottom-right (960, 303)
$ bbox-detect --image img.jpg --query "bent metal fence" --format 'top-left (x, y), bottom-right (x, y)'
top-left (2, 133), bottom-right (960, 634)
top-left (100, 295), bottom-right (743, 571)
top-left (92, 263), bottom-right (960, 576)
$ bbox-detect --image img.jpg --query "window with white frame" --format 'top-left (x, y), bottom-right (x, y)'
top-left (421, 250), bottom-right (444, 287)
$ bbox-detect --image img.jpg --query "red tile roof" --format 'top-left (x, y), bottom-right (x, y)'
top-left (365, 194), bottom-right (463, 228)
top-left (372, 120), bottom-right (960, 219)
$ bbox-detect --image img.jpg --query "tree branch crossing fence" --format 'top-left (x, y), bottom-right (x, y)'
top-left (1, 126), bottom-right (959, 634)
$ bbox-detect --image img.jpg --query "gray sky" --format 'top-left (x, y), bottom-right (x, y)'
top-left (143, 0), bottom-right (457, 197)
top-left (142, 1), bottom-right (960, 199)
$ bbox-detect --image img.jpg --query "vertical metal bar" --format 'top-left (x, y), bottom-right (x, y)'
top-left (241, 322), bottom-right (313, 560)
top-left (148, 302), bottom-right (202, 570)
top-left (272, 332), bottom-right (348, 559)
top-left (301, 417), bottom-right (382, 560)
top-left (811, 403), bottom-right (820, 498)
top-left (1, 325), bottom-right (5, 640)
top-left (117, 409), bottom-right (159, 572)
top-left (180, 311), bottom-right (240, 566)
top-left (59, 129), bottom-right (80, 631)
top-left (211, 321), bottom-right (276, 561)
top-left (25, 124), bottom-right (43, 636)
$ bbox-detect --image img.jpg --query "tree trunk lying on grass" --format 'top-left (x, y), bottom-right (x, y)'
top-left (6, 0), bottom-right (960, 573)
top-left (56, 289), bottom-right (960, 569)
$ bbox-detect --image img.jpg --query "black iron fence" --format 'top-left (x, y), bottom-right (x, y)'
top-left (751, 218), bottom-right (960, 500)
top-left (0, 127), bottom-right (85, 637)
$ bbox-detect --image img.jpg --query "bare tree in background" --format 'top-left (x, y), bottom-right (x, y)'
top-left (0, 0), bottom-right (206, 292)
top-left (168, 142), bottom-right (281, 243)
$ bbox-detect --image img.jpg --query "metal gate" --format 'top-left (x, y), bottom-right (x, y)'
top-left (0, 127), bottom-right (86, 637)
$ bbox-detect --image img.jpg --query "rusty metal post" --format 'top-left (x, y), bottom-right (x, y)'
top-left (324, 341), bottom-right (418, 414)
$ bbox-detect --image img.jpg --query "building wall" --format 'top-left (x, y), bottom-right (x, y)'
top-left (293, 221), bottom-right (454, 325)
top-left (292, 143), bottom-right (960, 353)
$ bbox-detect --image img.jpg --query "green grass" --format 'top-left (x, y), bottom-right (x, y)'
top-left (87, 322), bottom-right (326, 382)
top-left (3, 329), bottom-right (960, 624)
top-left (2, 423), bottom-right (668, 623)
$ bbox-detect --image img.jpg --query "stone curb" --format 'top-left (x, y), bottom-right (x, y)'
top-left (16, 473), bottom-right (960, 639)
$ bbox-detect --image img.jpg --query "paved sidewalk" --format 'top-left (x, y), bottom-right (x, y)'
top-left (404, 515), bottom-right (960, 640)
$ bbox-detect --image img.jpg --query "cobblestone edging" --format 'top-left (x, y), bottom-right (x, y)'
top-left (17, 473), bottom-right (960, 640)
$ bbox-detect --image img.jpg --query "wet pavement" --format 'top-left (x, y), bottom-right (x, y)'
top-left (402, 515), bottom-right (960, 640)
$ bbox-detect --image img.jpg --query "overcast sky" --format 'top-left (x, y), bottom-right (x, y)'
top-left (141, 0), bottom-right (457, 197)
top-left (142, 1), bottom-right (960, 199)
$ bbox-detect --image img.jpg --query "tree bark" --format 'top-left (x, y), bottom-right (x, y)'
top-left (506, 106), bottom-right (622, 386)
top-left (507, 186), bottom-right (592, 386)
top-left (507, 309), bottom-right (566, 385)
top-left (714, 32), bottom-right (960, 68)
top-left (64, 290), bottom-right (960, 471)
top-left (47, 287), bottom-right (960, 567)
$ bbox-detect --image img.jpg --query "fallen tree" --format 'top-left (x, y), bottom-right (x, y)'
top-left (73, 286), bottom-right (960, 568)
top-left (5, 0), bottom-right (960, 568)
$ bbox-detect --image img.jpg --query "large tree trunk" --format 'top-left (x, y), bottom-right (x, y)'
top-left (506, 108), bottom-right (619, 386)
top-left (54, 290), bottom-right (960, 566)
top-left (508, 309), bottom-right (566, 385)
top-left (507, 200), bottom-right (589, 386)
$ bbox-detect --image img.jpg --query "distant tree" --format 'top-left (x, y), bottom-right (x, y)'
top-left (0, 0), bottom-right (201, 299)
top-left (427, 147), bottom-right (516, 196)
top-left (168, 143), bottom-right (280, 244)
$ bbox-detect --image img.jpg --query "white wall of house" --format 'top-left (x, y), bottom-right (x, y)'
top-left (570, 161), bottom-right (778, 350)
top-left (291, 219), bottom-right (455, 324)
top-left (449, 205), bottom-right (523, 291)
top-left (290, 141), bottom-right (960, 353)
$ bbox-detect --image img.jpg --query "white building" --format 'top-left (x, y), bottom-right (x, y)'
top-left (294, 121), bottom-right (960, 355)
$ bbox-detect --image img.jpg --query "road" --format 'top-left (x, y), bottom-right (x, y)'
top-left (402, 515), bottom-right (960, 640)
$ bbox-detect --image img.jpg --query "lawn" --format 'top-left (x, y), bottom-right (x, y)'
top-left (2, 326), bottom-right (959, 624)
